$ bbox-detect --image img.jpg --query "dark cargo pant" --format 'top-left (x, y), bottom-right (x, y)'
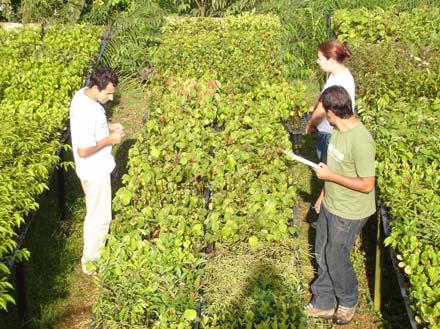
top-left (311, 204), bottom-right (368, 310)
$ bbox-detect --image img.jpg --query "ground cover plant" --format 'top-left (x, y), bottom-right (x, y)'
top-left (333, 7), bottom-right (440, 327)
top-left (199, 242), bottom-right (310, 328)
top-left (0, 24), bottom-right (102, 311)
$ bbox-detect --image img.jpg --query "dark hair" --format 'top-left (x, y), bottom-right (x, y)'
top-left (318, 39), bottom-right (351, 63)
top-left (88, 66), bottom-right (118, 91)
top-left (320, 85), bottom-right (353, 119)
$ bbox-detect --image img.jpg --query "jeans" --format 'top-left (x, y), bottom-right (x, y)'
top-left (316, 132), bottom-right (332, 164)
top-left (311, 205), bottom-right (367, 309)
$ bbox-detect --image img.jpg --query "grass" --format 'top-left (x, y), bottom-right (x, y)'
top-left (201, 241), bottom-right (312, 327)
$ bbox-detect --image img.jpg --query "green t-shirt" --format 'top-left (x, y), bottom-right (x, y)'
top-left (323, 122), bottom-right (376, 220)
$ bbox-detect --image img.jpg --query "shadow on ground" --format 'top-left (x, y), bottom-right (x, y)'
top-left (202, 254), bottom-right (311, 328)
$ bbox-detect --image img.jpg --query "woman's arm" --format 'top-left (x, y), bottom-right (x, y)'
top-left (305, 101), bottom-right (326, 134)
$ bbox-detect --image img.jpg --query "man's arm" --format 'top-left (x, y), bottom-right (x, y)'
top-left (314, 163), bottom-right (375, 193)
top-left (77, 132), bottom-right (124, 158)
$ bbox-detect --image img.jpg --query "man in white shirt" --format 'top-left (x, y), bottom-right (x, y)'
top-left (70, 66), bottom-right (124, 274)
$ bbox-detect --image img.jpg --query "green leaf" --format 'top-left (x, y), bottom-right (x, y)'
top-left (151, 147), bottom-right (161, 158)
top-left (248, 236), bottom-right (259, 250)
top-left (183, 309), bottom-right (197, 321)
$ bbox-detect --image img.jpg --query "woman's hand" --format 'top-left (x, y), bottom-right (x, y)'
top-left (305, 121), bottom-right (316, 134)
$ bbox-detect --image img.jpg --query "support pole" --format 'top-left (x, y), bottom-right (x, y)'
top-left (374, 204), bottom-right (383, 312)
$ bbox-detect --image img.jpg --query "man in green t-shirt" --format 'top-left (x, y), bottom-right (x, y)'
top-left (305, 85), bottom-right (375, 325)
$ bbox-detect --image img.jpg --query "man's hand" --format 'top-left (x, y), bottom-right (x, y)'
top-left (314, 163), bottom-right (333, 180)
top-left (77, 131), bottom-right (125, 158)
top-left (314, 189), bottom-right (324, 214)
top-left (109, 123), bottom-right (124, 133)
top-left (109, 131), bottom-right (125, 145)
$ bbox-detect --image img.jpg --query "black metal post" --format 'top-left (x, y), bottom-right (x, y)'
top-left (58, 147), bottom-right (66, 221)
top-left (327, 12), bottom-right (335, 40)
top-left (380, 203), bottom-right (419, 329)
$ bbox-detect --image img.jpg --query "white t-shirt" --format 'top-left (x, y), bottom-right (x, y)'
top-left (317, 68), bottom-right (355, 134)
top-left (70, 88), bottom-right (115, 180)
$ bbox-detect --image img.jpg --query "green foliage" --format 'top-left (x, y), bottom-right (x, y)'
top-left (333, 7), bottom-right (440, 47)
top-left (95, 75), bottom-right (308, 327)
top-left (19, 0), bottom-right (85, 23)
top-left (94, 76), bottom-right (219, 327)
top-left (205, 82), bottom-right (306, 244)
top-left (171, 0), bottom-right (258, 17)
top-left (94, 230), bottom-right (203, 328)
top-left (0, 0), bottom-right (15, 20)
top-left (81, 0), bottom-right (132, 24)
top-left (256, 0), bottom-right (440, 80)
top-left (337, 7), bottom-right (440, 327)
top-left (0, 24), bottom-right (101, 311)
top-left (99, 0), bottom-right (167, 76)
top-left (152, 14), bottom-right (283, 92)
top-left (94, 14), bottom-right (309, 327)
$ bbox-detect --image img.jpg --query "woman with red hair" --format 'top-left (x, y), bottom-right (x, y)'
top-left (305, 39), bottom-right (355, 164)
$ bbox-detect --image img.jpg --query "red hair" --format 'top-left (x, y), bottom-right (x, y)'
top-left (318, 39), bottom-right (352, 63)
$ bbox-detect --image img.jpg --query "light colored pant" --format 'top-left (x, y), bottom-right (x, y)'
top-left (80, 175), bottom-right (112, 273)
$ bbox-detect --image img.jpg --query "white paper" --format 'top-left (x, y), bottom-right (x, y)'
top-left (282, 150), bottom-right (319, 169)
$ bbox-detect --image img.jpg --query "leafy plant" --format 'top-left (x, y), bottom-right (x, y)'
top-left (99, 0), bottom-right (167, 76)
top-left (171, 0), bottom-right (258, 17)
top-left (200, 242), bottom-right (310, 328)
top-left (19, 0), bottom-right (85, 23)
top-left (336, 8), bottom-right (440, 326)
top-left (0, 24), bottom-right (102, 310)
top-left (256, 0), bottom-right (440, 80)
top-left (151, 13), bottom-right (283, 92)
top-left (0, 0), bottom-right (15, 20)
top-left (94, 15), bottom-right (310, 327)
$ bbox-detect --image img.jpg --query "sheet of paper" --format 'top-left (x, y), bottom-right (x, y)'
top-left (282, 149), bottom-right (319, 169)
